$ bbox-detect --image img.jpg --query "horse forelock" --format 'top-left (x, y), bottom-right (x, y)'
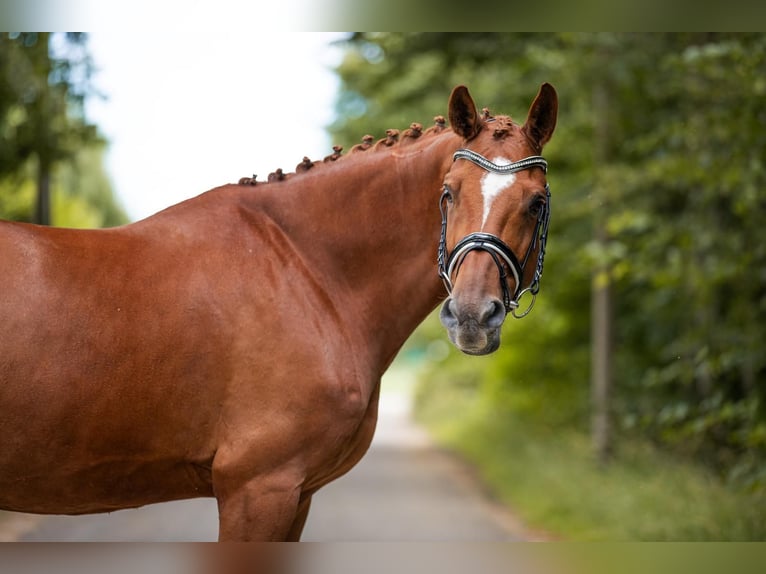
top-left (487, 115), bottom-right (517, 140)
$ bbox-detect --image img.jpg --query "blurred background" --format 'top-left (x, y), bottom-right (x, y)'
top-left (1, 32), bottom-right (764, 540)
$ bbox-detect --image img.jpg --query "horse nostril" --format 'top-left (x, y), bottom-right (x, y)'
top-left (480, 299), bottom-right (506, 329)
top-left (439, 298), bottom-right (459, 329)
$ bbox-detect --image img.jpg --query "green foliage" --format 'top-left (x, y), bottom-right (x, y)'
top-left (0, 144), bottom-right (128, 227)
top-left (605, 34), bottom-right (766, 488)
top-left (0, 171), bottom-right (35, 221)
top-left (53, 144), bottom-right (128, 228)
top-left (332, 32), bottom-right (766, 497)
top-left (0, 32), bottom-right (126, 227)
top-left (0, 33), bottom-right (98, 175)
top-left (416, 395), bottom-right (766, 540)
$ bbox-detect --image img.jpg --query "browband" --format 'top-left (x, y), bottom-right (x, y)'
top-left (452, 149), bottom-right (548, 175)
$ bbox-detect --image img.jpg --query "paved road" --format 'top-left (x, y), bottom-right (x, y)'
top-left (0, 380), bottom-right (533, 542)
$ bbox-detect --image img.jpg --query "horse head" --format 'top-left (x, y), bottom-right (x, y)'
top-left (438, 83), bottom-right (558, 355)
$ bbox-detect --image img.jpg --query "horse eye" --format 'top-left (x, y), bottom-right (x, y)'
top-left (442, 185), bottom-right (454, 204)
top-left (528, 197), bottom-right (545, 218)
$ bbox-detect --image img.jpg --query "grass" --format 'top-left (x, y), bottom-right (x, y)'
top-left (415, 388), bottom-right (766, 541)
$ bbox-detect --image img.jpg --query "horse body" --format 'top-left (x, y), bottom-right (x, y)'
top-left (0, 142), bottom-right (451, 537)
top-left (0, 84), bottom-right (556, 540)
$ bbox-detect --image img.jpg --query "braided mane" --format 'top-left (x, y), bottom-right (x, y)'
top-left (235, 116), bottom-right (448, 186)
top-left (236, 111), bottom-right (516, 186)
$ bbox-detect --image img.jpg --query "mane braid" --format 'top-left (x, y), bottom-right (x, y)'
top-left (235, 115), bottom-right (453, 186)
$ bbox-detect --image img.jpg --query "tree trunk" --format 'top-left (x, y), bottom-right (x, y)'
top-left (591, 75), bottom-right (613, 466)
top-left (35, 158), bottom-right (52, 226)
top-left (591, 228), bottom-right (613, 465)
top-left (32, 33), bottom-right (54, 226)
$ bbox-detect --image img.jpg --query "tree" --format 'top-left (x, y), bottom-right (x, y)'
top-left (0, 32), bottom-right (100, 225)
top-left (330, 33), bottom-right (766, 488)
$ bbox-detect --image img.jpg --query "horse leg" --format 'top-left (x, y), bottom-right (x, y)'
top-left (214, 472), bottom-right (304, 541)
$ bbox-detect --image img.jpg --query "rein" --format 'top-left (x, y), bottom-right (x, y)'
top-left (437, 149), bottom-right (551, 319)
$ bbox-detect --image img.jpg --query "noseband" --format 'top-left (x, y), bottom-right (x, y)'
top-left (437, 149), bottom-right (551, 319)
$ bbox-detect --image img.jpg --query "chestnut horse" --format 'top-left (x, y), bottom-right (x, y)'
top-left (0, 84), bottom-right (557, 540)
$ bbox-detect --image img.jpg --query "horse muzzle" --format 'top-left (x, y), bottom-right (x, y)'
top-left (439, 296), bottom-right (506, 355)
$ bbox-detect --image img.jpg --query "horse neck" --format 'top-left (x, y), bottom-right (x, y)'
top-left (255, 131), bottom-right (460, 374)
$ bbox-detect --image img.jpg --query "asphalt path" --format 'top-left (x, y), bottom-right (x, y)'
top-left (0, 377), bottom-right (534, 542)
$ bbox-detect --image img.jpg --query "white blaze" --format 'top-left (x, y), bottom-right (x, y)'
top-left (480, 157), bottom-right (516, 228)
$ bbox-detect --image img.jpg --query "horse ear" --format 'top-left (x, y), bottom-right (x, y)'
top-left (448, 85), bottom-right (482, 141)
top-left (522, 82), bottom-right (558, 150)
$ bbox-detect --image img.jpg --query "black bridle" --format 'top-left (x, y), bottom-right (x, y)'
top-left (437, 149), bottom-right (551, 319)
